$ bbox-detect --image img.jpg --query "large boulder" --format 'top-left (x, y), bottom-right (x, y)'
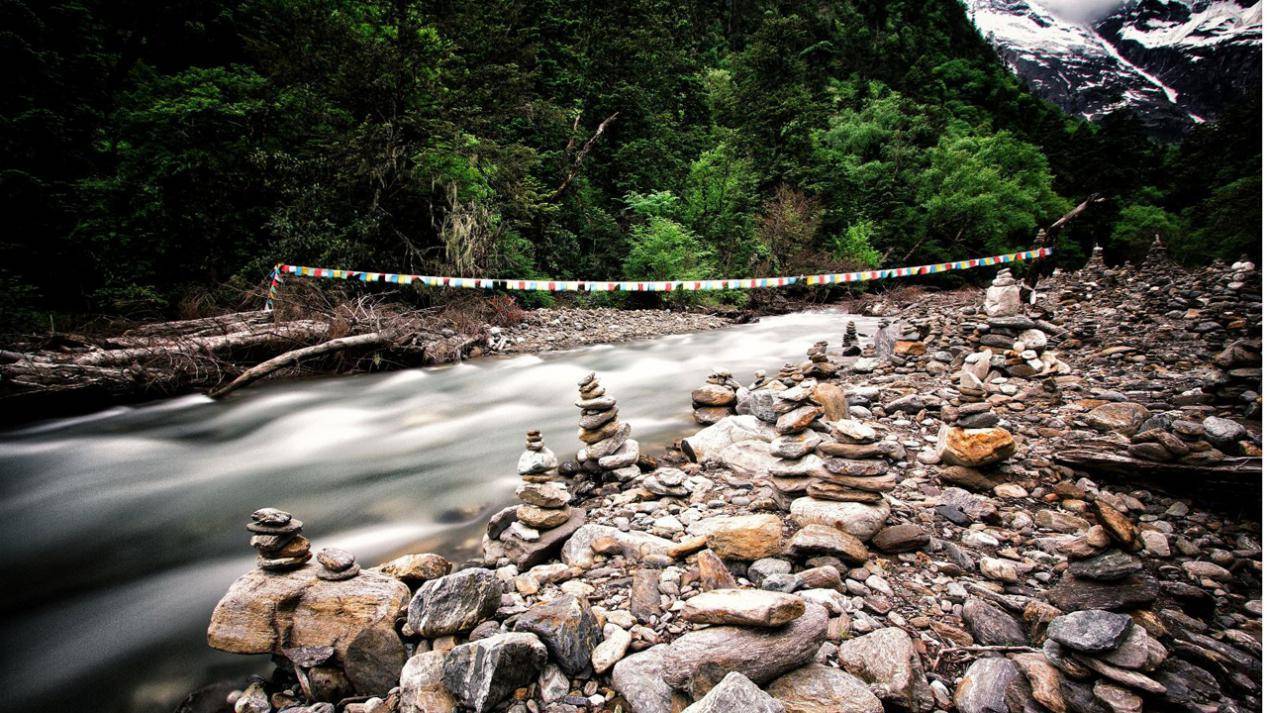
top-left (681, 589), bottom-right (806, 628)
top-left (512, 595), bottom-right (602, 676)
top-left (767, 664), bottom-right (883, 713)
top-left (836, 627), bottom-right (934, 712)
top-left (682, 415), bottom-right (777, 463)
top-left (689, 514), bottom-right (784, 560)
top-left (790, 498), bottom-right (890, 541)
top-left (936, 425), bottom-right (1016, 467)
top-left (441, 632), bottom-right (547, 713)
top-left (208, 565), bottom-right (409, 665)
top-left (400, 650), bottom-right (456, 713)
top-left (407, 568), bottom-right (501, 638)
top-left (662, 602), bottom-right (829, 699)
top-left (681, 672), bottom-right (785, 713)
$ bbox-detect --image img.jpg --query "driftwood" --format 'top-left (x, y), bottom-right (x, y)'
top-left (209, 330), bottom-right (394, 398)
top-left (74, 320), bottom-right (329, 366)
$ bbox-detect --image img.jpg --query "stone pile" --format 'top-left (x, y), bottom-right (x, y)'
top-left (803, 340), bottom-right (838, 378)
top-left (1037, 609), bottom-right (1170, 712)
top-left (774, 361), bottom-right (802, 385)
top-left (807, 418), bottom-right (898, 505)
top-left (764, 379), bottom-right (826, 496)
top-left (518, 429), bottom-right (559, 481)
top-left (983, 267), bottom-right (1023, 317)
top-left (842, 319), bottom-right (861, 356)
top-left (248, 507), bottom-right (311, 571)
top-left (691, 369), bottom-right (740, 425)
top-left (575, 372), bottom-right (641, 482)
top-left (315, 547), bottom-right (359, 581)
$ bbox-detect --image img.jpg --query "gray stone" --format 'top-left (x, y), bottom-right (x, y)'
top-left (1046, 572), bottom-right (1158, 612)
top-left (407, 568), bottom-right (501, 638)
top-left (790, 498), bottom-right (890, 541)
top-left (662, 603), bottom-right (828, 699)
top-left (1068, 551), bottom-right (1143, 582)
top-left (953, 657), bottom-right (1019, 713)
top-left (1047, 610), bottom-right (1133, 653)
top-left (1201, 415), bottom-right (1246, 448)
top-left (681, 672), bottom-right (785, 713)
top-left (512, 594), bottom-right (602, 676)
top-left (441, 632), bottom-right (547, 713)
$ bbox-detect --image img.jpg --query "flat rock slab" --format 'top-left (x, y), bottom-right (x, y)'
top-left (1046, 572), bottom-right (1158, 612)
top-left (682, 589), bottom-right (806, 628)
top-left (790, 498), bottom-right (890, 542)
top-left (767, 663), bottom-right (883, 713)
top-left (962, 596), bottom-right (1027, 646)
top-left (663, 602), bottom-right (828, 699)
top-left (1047, 610), bottom-right (1134, 653)
top-left (690, 513), bottom-right (785, 560)
top-left (788, 524), bottom-right (869, 563)
top-left (681, 672), bottom-right (785, 713)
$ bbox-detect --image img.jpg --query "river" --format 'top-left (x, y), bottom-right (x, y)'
top-left (0, 309), bottom-right (874, 713)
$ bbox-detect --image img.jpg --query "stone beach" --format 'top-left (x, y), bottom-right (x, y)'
top-left (203, 244), bottom-right (1261, 713)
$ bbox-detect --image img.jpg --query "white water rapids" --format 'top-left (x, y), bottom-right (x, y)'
top-left (0, 309), bottom-right (876, 713)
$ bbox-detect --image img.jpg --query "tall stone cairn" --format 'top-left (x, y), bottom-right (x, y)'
top-left (575, 372), bottom-right (640, 482)
top-left (842, 320), bottom-right (861, 356)
top-left (247, 507), bottom-right (311, 571)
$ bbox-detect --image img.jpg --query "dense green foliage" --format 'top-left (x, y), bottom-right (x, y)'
top-left (1, 0), bottom-right (1259, 324)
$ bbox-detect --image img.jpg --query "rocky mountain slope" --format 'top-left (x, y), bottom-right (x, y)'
top-left (966, 0), bottom-right (1262, 133)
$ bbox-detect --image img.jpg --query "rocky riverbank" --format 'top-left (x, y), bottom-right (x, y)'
top-left (194, 241), bottom-right (1261, 713)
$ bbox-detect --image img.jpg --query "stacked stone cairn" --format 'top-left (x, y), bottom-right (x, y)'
top-left (842, 319), bottom-right (861, 356)
top-left (316, 547), bottom-right (359, 581)
top-left (691, 368), bottom-right (740, 425)
top-left (518, 429), bottom-right (559, 482)
top-left (575, 372), bottom-right (640, 482)
top-left (775, 361), bottom-right (803, 385)
top-left (983, 267), bottom-right (1023, 317)
top-left (765, 378), bottom-right (827, 495)
top-left (249, 507), bottom-right (311, 571)
top-left (803, 340), bottom-right (838, 378)
top-left (509, 430), bottom-right (573, 535)
top-left (808, 418), bottom-right (900, 505)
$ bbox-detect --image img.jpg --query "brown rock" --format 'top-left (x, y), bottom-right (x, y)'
top-left (1012, 652), bottom-right (1066, 713)
top-left (699, 514), bottom-right (785, 560)
top-left (937, 426), bottom-right (1016, 467)
top-left (811, 383), bottom-right (848, 421)
top-left (1092, 500), bottom-right (1138, 549)
top-left (517, 504), bottom-right (571, 529)
top-left (871, 524), bottom-right (929, 553)
top-left (693, 384), bottom-right (737, 406)
top-left (631, 569), bottom-right (662, 623)
top-left (1085, 402), bottom-right (1150, 436)
top-left (682, 589), bottom-right (807, 627)
top-left (789, 524), bottom-right (869, 563)
top-left (373, 553), bottom-right (452, 584)
top-left (696, 549), bottom-right (738, 591)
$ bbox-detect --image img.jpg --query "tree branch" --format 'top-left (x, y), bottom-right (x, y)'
top-left (549, 112), bottom-right (618, 201)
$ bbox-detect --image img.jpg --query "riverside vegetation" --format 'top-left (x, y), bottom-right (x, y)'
top-left (196, 245), bottom-right (1261, 713)
top-left (2, 0), bottom-right (1261, 333)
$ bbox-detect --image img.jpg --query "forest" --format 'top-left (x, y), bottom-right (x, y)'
top-left (1, 0), bottom-right (1261, 329)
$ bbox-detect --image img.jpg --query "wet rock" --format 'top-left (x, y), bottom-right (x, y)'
top-left (681, 672), bottom-right (784, 713)
top-left (512, 594), bottom-right (602, 676)
top-left (682, 589), bottom-right (806, 627)
top-left (441, 632), bottom-right (547, 713)
top-left (836, 627), bottom-right (934, 712)
top-left (767, 663), bottom-right (883, 713)
top-left (407, 568), bottom-right (501, 638)
top-left (662, 602), bottom-right (828, 699)
top-left (953, 657), bottom-right (1019, 713)
top-left (1047, 610), bottom-right (1132, 653)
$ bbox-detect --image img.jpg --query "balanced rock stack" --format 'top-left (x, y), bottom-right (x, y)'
top-left (316, 547), bottom-right (360, 581)
top-left (692, 369), bottom-right (740, 425)
top-left (983, 268), bottom-right (1023, 317)
top-left (775, 362), bottom-right (803, 386)
top-left (807, 418), bottom-right (899, 505)
top-left (518, 430), bottom-right (559, 482)
top-left (249, 508), bottom-right (311, 571)
top-left (1045, 497), bottom-right (1157, 613)
top-left (842, 320), bottom-right (861, 356)
top-left (515, 475), bottom-right (574, 532)
top-left (765, 379), bottom-right (827, 494)
top-left (803, 341), bottom-right (838, 378)
top-left (575, 372), bottom-right (640, 482)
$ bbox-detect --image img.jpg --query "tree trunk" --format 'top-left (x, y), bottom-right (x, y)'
top-left (210, 331), bottom-right (395, 399)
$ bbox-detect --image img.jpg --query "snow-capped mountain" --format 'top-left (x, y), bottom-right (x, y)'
top-left (965, 0), bottom-right (1262, 133)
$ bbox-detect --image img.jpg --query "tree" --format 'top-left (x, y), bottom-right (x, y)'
top-left (1110, 204), bottom-right (1185, 262)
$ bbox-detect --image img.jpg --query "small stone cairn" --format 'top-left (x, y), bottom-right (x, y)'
top-left (316, 547), bottom-right (359, 581)
top-left (809, 419), bottom-right (898, 504)
top-left (518, 429), bottom-right (559, 482)
top-left (775, 362), bottom-right (803, 385)
top-left (248, 507), bottom-right (311, 571)
top-left (575, 372), bottom-right (640, 482)
top-left (983, 267), bottom-right (1023, 317)
top-left (803, 340), bottom-right (838, 378)
top-left (841, 320), bottom-right (861, 356)
top-left (691, 368), bottom-right (740, 425)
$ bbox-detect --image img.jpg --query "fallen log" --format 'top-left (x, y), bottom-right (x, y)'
top-left (74, 320), bottom-right (329, 367)
top-left (122, 311), bottom-right (274, 338)
top-left (209, 331), bottom-right (394, 398)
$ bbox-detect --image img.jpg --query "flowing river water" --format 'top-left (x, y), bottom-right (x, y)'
top-left (0, 309), bottom-right (877, 713)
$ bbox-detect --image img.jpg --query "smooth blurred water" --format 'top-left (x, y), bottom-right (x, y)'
top-left (0, 309), bottom-right (873, 713)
